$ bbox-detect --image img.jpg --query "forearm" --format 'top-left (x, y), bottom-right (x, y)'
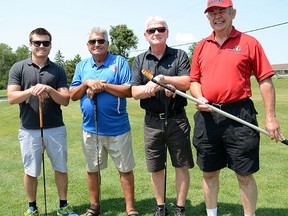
top-left (189, 82), bottom-right (203, 98)
top-left (104, 84), bottom-right (132, 98)
top-left (162, 75), bottom-right (190, 91)
top-left (48, 87), bottom-right (70, 106)
top-left (7, 88), bottom-right (32, 104)
top-left (259, 78), bottom-right (276, 120)
top-left (70, 82), bottom-right (88, 101)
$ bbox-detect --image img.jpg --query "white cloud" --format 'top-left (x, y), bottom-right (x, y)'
top-left (175, 33), bottom-right (198, 43)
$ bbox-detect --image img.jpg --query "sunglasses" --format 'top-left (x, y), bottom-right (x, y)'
top-left (31, 41), bottom-right (51, 47)
top-left (146, 27), bottom-right (167, 34)
top-left (87, 39), bottom-right (106, 45)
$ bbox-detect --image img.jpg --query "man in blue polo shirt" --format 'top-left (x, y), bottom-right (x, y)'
top-left (70, 26), bottom-right (138, 216)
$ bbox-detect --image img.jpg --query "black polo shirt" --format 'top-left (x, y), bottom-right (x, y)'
top-left (132, 46), bottom-right (190, 113)
top-left (8, 58), bottom-right (68, 129)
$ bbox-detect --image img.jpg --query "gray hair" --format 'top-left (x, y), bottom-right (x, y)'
top-left (144, 16), bottom-right (169, 31)
top-left (87, 27), bottom-right (109, 41)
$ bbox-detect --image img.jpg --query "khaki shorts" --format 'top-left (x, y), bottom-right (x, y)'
top-left (82, 130), bottom-right (135, 173)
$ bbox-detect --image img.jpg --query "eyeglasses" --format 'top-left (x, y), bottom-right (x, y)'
top-left (146, 27), bottom-right (166, 34)
top-left (87, 39), bottom-right (106, 45)
top-left (31, 41), bottom-right (51, 47)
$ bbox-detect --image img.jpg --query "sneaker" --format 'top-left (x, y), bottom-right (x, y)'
top-left (174, 206), bottom-right (185, 216)
top-left (57, 204), bottom-right (78, 216)
top-left (154, 206), bottom-right (169, 216)
top-left (24, 207), bottom-right (40, 216)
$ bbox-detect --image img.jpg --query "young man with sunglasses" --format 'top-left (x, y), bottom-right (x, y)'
top-left (70, 27), bottom-right (138, 216)
top-left (131, 16), bottom-right (194, 216)
top-left (7, 28), bottom-right (78, 216)
top-left (190, 0), bottom-right (283, 216)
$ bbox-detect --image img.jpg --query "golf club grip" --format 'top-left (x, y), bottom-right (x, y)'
top-left (39, 101), bottom-right (43, 129)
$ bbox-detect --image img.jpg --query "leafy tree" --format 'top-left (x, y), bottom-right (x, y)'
top-left (187, 42), bottom-right (198, 62)
top-left (15, 45), bottom-right (30, 61)
top-left (54, 50), bottom-right (65, 67)
top-left (63, 54), bottom-right (82, 85)
top-left (108, 24), bottom-right (138, 59)
top-left (0, 43), bottom-right (16, 89)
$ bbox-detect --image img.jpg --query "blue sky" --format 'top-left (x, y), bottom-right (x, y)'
top-left (1, 0), bottom-right (287, 64)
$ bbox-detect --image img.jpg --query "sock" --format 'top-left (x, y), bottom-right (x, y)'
top-left (206, 207), bottom-right (217, 216)
top-left (28, 201), bottom-right (37, 210)
top-left (244, 214), bottom-right (255, 216)
top-left (60, 200), bottom-right (68, 208)
top-left (158, 205), bottom-right (164, 209)
top-left (176, 205), bottom-right (185, 211)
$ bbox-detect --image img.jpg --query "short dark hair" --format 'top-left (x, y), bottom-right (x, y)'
top-left (29, 28), bottom-right (52, 42)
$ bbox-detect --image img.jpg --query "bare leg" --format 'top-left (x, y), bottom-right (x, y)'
top-left (55, 171), bottom-right (68, 200)
top-left (151, 170), bottom-right (165, 205)
top-left (236, 174), bottom-right (257, 216)
top-left (87, 172), bottom-right (100, 210)
top-left (24, 174), bottom-right (38, 202)
top-left (119, 171), bottom-right (136, 213)
top-left (175, 167), bottom-right (190, 207)
top-left (202, 170), bottom-right (220, 209)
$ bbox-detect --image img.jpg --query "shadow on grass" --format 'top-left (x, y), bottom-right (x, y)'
top-left (46, 199), bottom-right (288, 215)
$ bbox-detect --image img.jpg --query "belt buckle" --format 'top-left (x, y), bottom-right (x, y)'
top-left (212, 103), bottom-right (222, 110)
top-left (159, 113), bottom-right (166, 119)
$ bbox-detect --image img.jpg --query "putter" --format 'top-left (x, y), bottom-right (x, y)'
top-left (94, 95), bottom-right (101, 214)
top-left (142, 68), bottom-right (288, 146)
top-left (39, 101), bottom-right (47, 216)
top-left (163, 100), bottom-right (168, 216)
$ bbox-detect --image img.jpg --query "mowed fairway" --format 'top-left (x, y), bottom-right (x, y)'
top-left (0, 78), bottom-right (287, 215)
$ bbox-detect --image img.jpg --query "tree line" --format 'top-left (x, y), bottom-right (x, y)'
top-left (0, 24), bottom-right (196, 90)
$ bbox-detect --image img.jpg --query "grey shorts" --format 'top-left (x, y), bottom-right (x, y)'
top-left (193, 99), bottom-right (260, 175)
top-left (19, 126), bottom-right (68, 177)
top-left (82, 130), bottom-right (135, 173)
top-left (144, 111), bottom-right (194, 172)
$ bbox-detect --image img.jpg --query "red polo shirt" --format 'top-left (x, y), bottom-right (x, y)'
top-left (190, 27), bottom-right (274, 103)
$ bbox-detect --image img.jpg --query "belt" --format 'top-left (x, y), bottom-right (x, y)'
top-left (146, 108), bottom-right (185, 120)
top-left (210, 98), bottom-right (249, 110)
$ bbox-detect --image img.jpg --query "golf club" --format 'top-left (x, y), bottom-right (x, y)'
top-left (142, 68), bottom-right (288, 146)
top-left (163, 101), bottom-right (168, 216)
top-left (39, 101), bottom-right (47, 216)
top-left (94, 95), bottom-right (101, 215)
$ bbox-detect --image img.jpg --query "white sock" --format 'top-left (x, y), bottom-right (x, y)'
top-left (206, 207), bottom-right (217, 216)
top-left (244, 214), bottom-right (255, 216)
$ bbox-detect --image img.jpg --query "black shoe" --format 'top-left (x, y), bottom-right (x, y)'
top-left (174, 206), bottom-right (185, 216)
top-left (154, 206), bottom-right (169, 216)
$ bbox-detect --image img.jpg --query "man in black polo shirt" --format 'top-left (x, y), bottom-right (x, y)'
top-left (131, 16), bottom-right (194, 216)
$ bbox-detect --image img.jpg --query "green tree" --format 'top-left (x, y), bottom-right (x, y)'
top-left (54, 50), bottom-right (65, 67)
top-left (108, 24), bottom-right (138, 59)
top-left (187, 42), bottom-right (198, 62)
top-left (0, 43), bottom-right (16, 89)
top-left (15, 45), bottom-right (30, 61)
top-left (63, 54), bottom-right (82, 85)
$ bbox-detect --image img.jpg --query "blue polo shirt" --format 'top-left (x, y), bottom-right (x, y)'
top-left (70, 53), bottom-right (131, 136)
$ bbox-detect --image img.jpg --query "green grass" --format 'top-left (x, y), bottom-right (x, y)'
top-left (0, 79), bottom-right (287, 215)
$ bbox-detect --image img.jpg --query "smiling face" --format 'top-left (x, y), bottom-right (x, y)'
top-left (87, 32), bottom-right (109, 57)
top-left (207, 6), bottom-right (236, 35)
top-left (144, 19), bottom-right (169, 47)
top-left (29, 34), bottom-right (51, 59)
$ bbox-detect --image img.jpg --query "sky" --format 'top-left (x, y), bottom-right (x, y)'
top-left (1, 0), bottom-right (287, 64)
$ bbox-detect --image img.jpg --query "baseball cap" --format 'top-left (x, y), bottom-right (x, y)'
top-left (204, 0), bottom-right (233, 13)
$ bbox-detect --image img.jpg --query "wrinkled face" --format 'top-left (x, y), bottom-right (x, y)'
top-left (144, 21), bottom-right (169, 46)
top-left (87, 33), bottom-right (109, 56)
top-left (207, 6), bottom-right (236, 32)
top-left (29, 34), bottom-right (51, 58)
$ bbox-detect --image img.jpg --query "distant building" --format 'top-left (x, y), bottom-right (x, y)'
top-left (271, 64), bottom-right (288, 74)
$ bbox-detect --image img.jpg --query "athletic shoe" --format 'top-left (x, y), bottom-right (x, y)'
top-left (24, 207), bottom-right (40, 216)
top-left (174, 206), bottom-right (185, 216)
top-left (154, 206), bottom-right (169, 216)
top-left (57, 204), bottom-right (78, 216)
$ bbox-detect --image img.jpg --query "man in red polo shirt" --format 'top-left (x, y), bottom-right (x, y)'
top-left (190, 0), bottom-right (283, 216)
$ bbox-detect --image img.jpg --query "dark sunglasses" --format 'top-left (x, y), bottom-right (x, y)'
top-left (31, 41), bottom-right (51, 47)
top-left (87, 39), bottom-right (106, 45)
top-left (146, 27), bottom-right (166, 34)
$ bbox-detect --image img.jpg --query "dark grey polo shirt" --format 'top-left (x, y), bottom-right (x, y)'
top-left (132, 46), bottom-right (190, 113)
top-left (8, 58), bottom-right (68, 129)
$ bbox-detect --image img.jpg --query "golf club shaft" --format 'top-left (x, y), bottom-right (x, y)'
top-left (39, 101), bottom-right (47, 216)
top-left (94, 95), bottom-right (101, 214)
top-left (146, 74), bottom-right (288, 145)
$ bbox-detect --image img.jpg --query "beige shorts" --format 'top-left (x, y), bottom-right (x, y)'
top-left (82, 130), bottom-right (135, 173)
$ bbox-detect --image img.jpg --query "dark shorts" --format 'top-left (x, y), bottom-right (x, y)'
top-left (193, 99), bottom-right (260, 175)
top-left (144, 111), bottom-right (194, 172)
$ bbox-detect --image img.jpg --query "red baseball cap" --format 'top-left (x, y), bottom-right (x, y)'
top-left (204, 0), bottom-right (233, 13)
